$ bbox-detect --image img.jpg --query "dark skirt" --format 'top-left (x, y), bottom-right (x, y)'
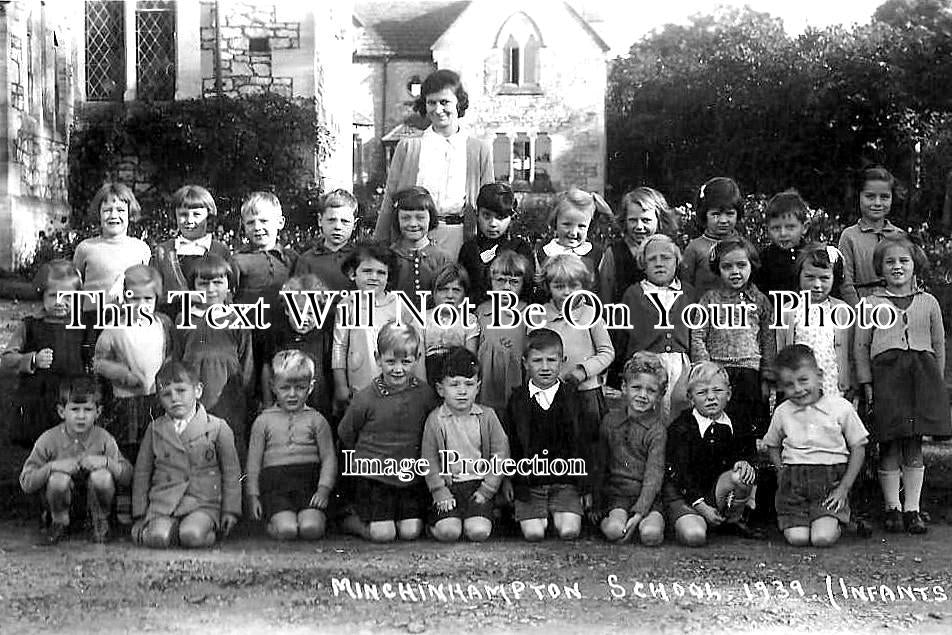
top-left (871, 349), bottom-right (952, 442)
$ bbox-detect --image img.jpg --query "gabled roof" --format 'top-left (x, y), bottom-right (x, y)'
top-left (354, 0), bottom-right (470, 58)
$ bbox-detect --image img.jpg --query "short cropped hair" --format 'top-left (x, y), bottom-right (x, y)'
top-left (440, 346), bottom-right (479, 380)
top-left (774, 344), bottom-right (820, 374)
top-left (89, 183), bottom-right (142, 223)
top-left (541, 253), bottom-right (593, 287)
top-left (432, 263), bottom-right (470, 294)
top-left (617, 187), bottom-right (678, 237)
top-left (240, 191), bottom-right (283, 219)
top-left (36, 259), bottom-right (82, 293)
top-left (283, 273), bottom-right (329, 293)
top-left (377, 320), bottom-right (421, 358)
top-left (413, 69), bottom-right (469, 118)
top-left (171, 185), bottom-right (218, 216)
top-left (391, 186), bottom-right (439, 234)
top-left (696, 177), bottom-right (742, 226)
top-left (709, 236), bottom-right (760, 275)
top-left (58, 375), bottom-right (103, 406)
top-left (524, 328), bottom-right (563, 358)
top-left (123, 264), bottom-right (163, 298)
top-left (765, 189), bottom-right (809, 223)
top-left (476, 182), bottom-right (518, 218)
top-left (341, 241), bottom-right (396, 287)
top-left (686, 361), bottom-right (731, 395)
top-left (188, 253), bottom-right (237, 290)
top-left (155, 360), bottom-right (201, 390)
top-left (636, 234), bottom-right (682, 270)
top-left (319, 188), bottom-right (358, 214)
top-left (623, 351), bottom-right (669, 393)
top-left (271, 349), bottom-right (316, 382)
top-left (796, 243), bottom-right (845, 290)
top-left (872, 235), bottom-right (929, 278)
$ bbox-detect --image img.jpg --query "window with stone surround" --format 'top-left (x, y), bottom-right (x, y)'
top-left (496, 12), bottom-right (542, 94)
top-left (491, 132), bottom-right (554, 192)
top-left (85, 0), bottom-right (125, 101)
top-left (135, 0), bottom-right (176, 101)
top-left (84, 0), bottom-right (177, 102)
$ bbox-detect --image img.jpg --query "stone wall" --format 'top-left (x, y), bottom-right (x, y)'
top-left (200, 0), bottom-right (300, 98)
top-left (0, 0), bottom-right (76, 270)
top-left (432, 0), bottom-right (607, 194)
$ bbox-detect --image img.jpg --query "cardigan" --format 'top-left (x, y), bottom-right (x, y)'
top-left (502, 382), bottom-right (592, 494)
top-left (755, 243), bottom-right (804, 297)
top-left (151, 237), bottom-right (235, 301)
top-left (594, 409), bottom-right (667, 516)
top-left (245, 406), bottom-right (337, 498)
top-left (292, 242), bottom-right (355, 291)
top-left (837, 218), bottom-right (904, 306)
top-left (598, 238), bottom-right (646, 305)
top-left (374, 133), bottom-right (494, 245)
top-left (690, 284), bottom-right (776, 376)
top-left (853, 290), bottom-right (945, 385)
top-left (132, 405), bottom-right (242, 523)
top-left (665, 407), bottom-right (757, 507)
top-left (616, 279), bottom-right (697, 363)
top-left (337, 376), bottom-right (439, 487)
top-left (20, 424), bottom-right (132, 494)
top-left (421, 403), bottom-right (510, 504)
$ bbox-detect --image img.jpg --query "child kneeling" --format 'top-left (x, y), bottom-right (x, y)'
top-left (132, 361), bottom-right (241, 548)
top-left (422, 347), bottom-right (509, 542)
top-left (19, 376), bottom-right (132, 544)
top-left (664, 361), bottom-right (764, 545)
top-left (247, 350), bottom-right (337, 540)
top-left (337, 321), bottom-right (439, 542)
top-left (597, 352), bottom-right (667, 545)
top-left (502, 328), bottom-right (594, 541)
top-left (766, 345), bottom-right (868, 547)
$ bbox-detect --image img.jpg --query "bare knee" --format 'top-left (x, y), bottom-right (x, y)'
top-left (432, 520), bottom-right (461, 543)
top-left (87, 469), bottom-right (115, 496)
top-left (601, 518), bottom-right (625, 542)
top-left (270, 520), bottom-right (299, 541)
top-left (46, 472), bottom-right (72, 499)
top-left (142, 521), bottom-right (175, 549)
top-left (397, 519), bottom-right (422, 541)
top-left (640, 524), bottom-right (664, 547)
top-left (369, 522), bottom-right (397, 543)
top-left (811, 529), bottom-right (840, 548)
top-left (298, 514), bottom-right (326, 541)
top-left (676, 517), bottom-right (707, 547)
top-left (784, 529), bottom-right (811, 547)
top-left (521, 520), bottom-right (546, 542)
top-left (464, 519), bottom-right (492, 543)
top-left (557, 524), bottom-right (580, 540)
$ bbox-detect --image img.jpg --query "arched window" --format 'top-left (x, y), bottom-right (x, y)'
top-left (495, 13), bottom-right (542, 89)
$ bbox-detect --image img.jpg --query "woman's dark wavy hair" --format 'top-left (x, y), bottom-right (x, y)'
top-left (413, 69), bottom-right (469, 118)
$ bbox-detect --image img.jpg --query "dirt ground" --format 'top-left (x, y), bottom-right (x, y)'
top-left (2, 517), bottom-right (952, 634)
top-left (2, 300), bottom-right (952, 633)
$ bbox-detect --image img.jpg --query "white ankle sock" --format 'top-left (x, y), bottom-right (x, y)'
top-left (901, 466), bottom-right (925, 512)
top-left (878, 469), bottom-right (902, 510)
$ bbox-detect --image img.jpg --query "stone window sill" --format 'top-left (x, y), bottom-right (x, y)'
top-left (497, 84), bottom-right (543, 96)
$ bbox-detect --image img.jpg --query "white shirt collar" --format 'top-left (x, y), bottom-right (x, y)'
top-left (641, 278), bottom-right (682, 293)
top-left (174, 234), bottom-right (213, 255)
top-left (542, 239), bottom-right (593, 258)
top-left (691, 408), bottom-right (733, 437)
top-left (528, 380), bottom-right (560, 410)
top-left (172, 407), bottom-right (198, 435)
top-left (423, 125), bottom-right (466, 146)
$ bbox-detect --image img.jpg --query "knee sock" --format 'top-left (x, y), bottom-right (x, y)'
top-left (878, 469), bottom-right (902, 510)
top-left (901, 466), bottom-right (925, 512)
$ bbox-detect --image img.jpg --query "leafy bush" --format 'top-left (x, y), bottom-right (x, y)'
top-left (68, 94), bottom-right (332, 228)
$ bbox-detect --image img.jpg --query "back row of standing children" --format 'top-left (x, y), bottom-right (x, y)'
top-left (11, 167), bottom-right (949, 547)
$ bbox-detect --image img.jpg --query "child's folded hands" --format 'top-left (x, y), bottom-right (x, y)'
top-left (435, 498), bottom-right (456, 513)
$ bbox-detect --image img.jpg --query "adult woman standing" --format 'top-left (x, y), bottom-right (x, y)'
top-left (373, 69), bottom-right (494, 260)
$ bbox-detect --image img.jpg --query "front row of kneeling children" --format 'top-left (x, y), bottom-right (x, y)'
top-left (20, 316), bottom-right (869, 550)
